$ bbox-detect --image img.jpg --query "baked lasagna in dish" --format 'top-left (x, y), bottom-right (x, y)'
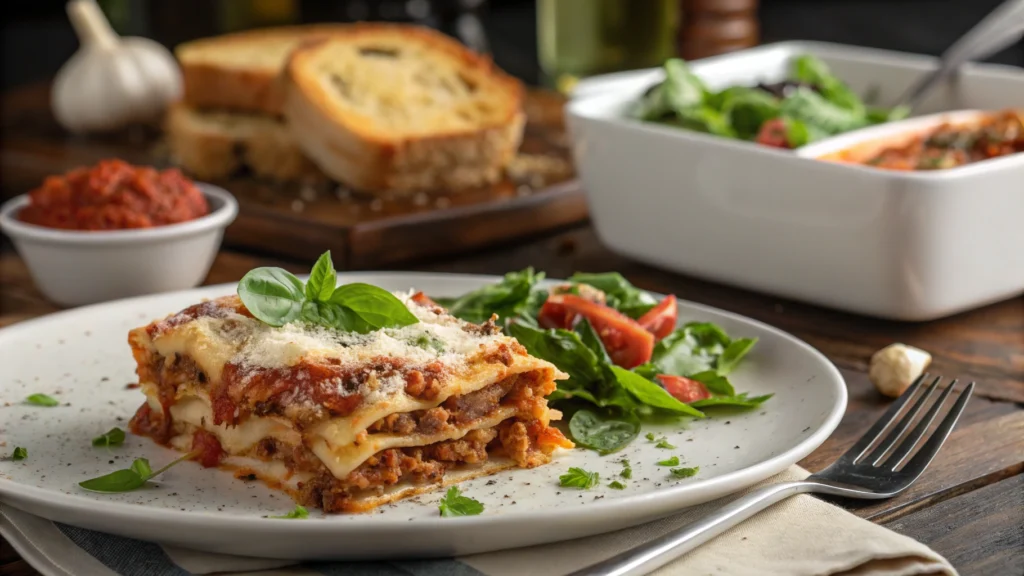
top-left (127, 292), bottom-right (573, 513)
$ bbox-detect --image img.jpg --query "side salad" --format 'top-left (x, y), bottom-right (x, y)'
top-left (633, 54), bottom-right (909, 149)
top-left (434, 270), bottom-right (771, 455)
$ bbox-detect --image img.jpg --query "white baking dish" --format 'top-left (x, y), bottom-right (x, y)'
top-left (565, 41), bottom-right (1024, 321)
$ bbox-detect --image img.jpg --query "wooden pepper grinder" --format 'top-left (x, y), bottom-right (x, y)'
top-left (679, 0), bottom-right (759, 60)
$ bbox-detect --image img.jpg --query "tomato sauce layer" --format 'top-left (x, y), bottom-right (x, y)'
top-left (18, 159), bottom-right (208, 230)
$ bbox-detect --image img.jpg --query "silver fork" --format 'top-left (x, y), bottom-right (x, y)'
top-left (569, 374), bottom-right (974, 576)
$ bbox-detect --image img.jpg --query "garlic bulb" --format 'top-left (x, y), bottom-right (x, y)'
top-left (869, 343), bottom-right (932, 398)
top-left (51, 0), bottom-right (182, 133)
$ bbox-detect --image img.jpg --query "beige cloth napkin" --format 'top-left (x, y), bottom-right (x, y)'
top-left (1, 466), bottom-right (956, 576)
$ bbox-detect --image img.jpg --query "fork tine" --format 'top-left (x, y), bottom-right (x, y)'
top-left (899, 382), bottom-right (974, 479)
top-left (842, 373), bottom-right (931, 463)
top-left (863, 375), bottom-right (942, 465)
top-left (880, 379), bottom-right (958, 469)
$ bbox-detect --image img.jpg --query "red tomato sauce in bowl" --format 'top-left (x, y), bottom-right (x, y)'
top-left (17, 159), bottom-right (209, 230)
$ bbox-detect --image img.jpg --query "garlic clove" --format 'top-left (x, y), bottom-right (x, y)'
top-left (868, 343), bottom-right (932, 398)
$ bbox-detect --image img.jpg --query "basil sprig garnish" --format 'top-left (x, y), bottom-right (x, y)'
top-left (237, 251), bottom-right (418, 332)
top-left (79, 451), bottom-right (197, 493)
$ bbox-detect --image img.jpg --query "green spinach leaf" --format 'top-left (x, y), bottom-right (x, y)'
top-left (568, 409), bottom-right (640, 455)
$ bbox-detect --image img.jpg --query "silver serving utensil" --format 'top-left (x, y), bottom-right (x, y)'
top-left (898, 0), bottom-right (1024, 112)
top-left (568, 374), bottom-right (974, 576)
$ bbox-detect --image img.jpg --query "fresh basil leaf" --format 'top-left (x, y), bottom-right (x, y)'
top-left (717, 337), bottom-right (757, 376)
top-left (507, 323), bottom-right (603, 386)
top-left (438, 486), bottom-right (484, 517)
top-left (130, 458), bottom-right (153, 480)
top-left (79, 468), bottom-right (147, 493)
top-left (657, 456), bottom-right (680, 466)
top-left (690, 394), bottom-right (774, 409)
top-left (305, 251), bottom-right (337, 302)
top-left (670, 466), bottom-right (699, 478)
top-left (568, 409), bottom-right (640, 455)
top-left (610, 366), bottom-right (705, 418)
top-left (329, 283), bottom-right (419, 333)
top-left (12, 447), bottom-right (27, 461)
top-left (780, 87), bottom-right (867, 135)
top-left (559, 467), bottom-right (600, 489)
top-left (270, 505), bottom-right (309, 519)
top-left (688, 371), bottom-right (736, 396)
top-left (25, 393), bottom-right (59, 407)
top-left (567, 272), bottom-right (656, 318)
top-left (237, 267), bottom-right (306, 327)
top-left (445, 268), bottom-right (544, 325)
top-left (92, 427), bottom-right (126, 448)
top-left (662, 58), bottom-right (709, 112)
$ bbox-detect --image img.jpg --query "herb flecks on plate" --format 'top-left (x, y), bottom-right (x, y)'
top-left (24, 393), bottom-right (59, 407)
top-left (92, 427), bottom-right (126, 447)
top-left (559, 467), bottom-right (600, 489)
top-left (657, 456), bottom-right (680, 467)
top-left (438, 486), bottom-right (484, 517)
top-left (438, 270), bottom-right (769, 454)
top-left (269, 505), bottom-right (309, 519)
top-left (237, 250), bottom-right (418, 333)
top-left (11, 447), bottom-right (27, 461)
top-left (670, 467), bottom-right (700, 479)
top-left (79, 451), bottom-right (198, 493)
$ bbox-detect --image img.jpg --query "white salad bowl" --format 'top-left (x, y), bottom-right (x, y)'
top-left (0, 183), bottom-right (238, 307)
top-left (566, 41), bottom-right (1024, 321)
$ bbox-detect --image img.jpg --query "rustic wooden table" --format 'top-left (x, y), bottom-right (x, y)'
top-left (1, 226), bottom-right (1022, 575)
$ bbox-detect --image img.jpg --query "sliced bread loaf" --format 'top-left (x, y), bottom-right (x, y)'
top-left (282, 23), bottom-right (525, 193)
top-left (165, 104), bottom-right (320, 181)
top-left (175, 25), bottom-right (348, 115)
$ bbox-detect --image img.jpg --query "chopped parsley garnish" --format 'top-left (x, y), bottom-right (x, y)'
top-left (25, 393), bottom-right (59, 407)
top-left (619, 458), bottom-right (632, 479)
top-left (12, 447), bottom-right (27, 461)
top-left (79, 451), bottom-right (197, 493)
top-left (608, 481), bottom-right (626, 490)
top-left (670, 466), bottom-right (700, 479)
top-left (645, 432), bottom-right (656, 442)
top-left (438, 486), bottom-right (484, 517)
top-left (270, 505), bottom-right (309, 519)
top-left (91, 427), bottom-right (126, 447)
top-left (657, 456), bottom-right (680, 466)
top-left (413, 334), bottom-right (446, 354)
top-left (559, 467), bottom-right (600, 489)
top-left (655, 439), bottom-right (676, 449)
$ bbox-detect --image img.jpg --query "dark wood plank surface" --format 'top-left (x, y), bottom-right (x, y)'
top-left (0, 83), bottom-right (587, 268)
top-left (1, 226), bottom-right (1022, 575)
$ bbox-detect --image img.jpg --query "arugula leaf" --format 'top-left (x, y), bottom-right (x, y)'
top-left (270, 505), bottom-right (309, 519)
top-left (670, 466), bottom-right (700, 479)
top-left (559, 467), bottom-right (600, 489)
top-left (92, 427), bottom-right (126, 448)
top-left (12, 447), bottom-right (27, 461)
top-left (568, 409), bottom-right (640, 455)
top-left (657, 456), bottom-right (680, 466)
top-left (443, 268), bottom-right (544, 325)
top-left (329, 283), bottom-right (419, 333)
top-left (690, 394), bottom-right (774, 409)
top-left (717, 338), bottom-right (757, 375)
top-left (305, 251), bottom-right (337, 302)
top-left (608, 481), bottom-right (626, 490)
top-left (237, 267), bottom-right (306, 327)
top-left (662, 58), bottom-right (708, 112)
top-left (438, 486), bottom-right (484, 517)
top-left (25, 393), bottom-right (59, 407)
top-left (780, 87), bottom-right (867, 135)
top-left (611, 366), bottom-right (705, 418)
top-left (567, 272), bottom-right (656, 318)
top-left (507, 323), bottom-right (603, 386)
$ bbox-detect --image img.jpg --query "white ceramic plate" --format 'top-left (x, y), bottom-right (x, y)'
top-left (0, 272), bottom-right (846, 560)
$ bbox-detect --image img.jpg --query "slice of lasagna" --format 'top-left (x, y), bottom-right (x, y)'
top-left (127, 292), bottom-right (573, 513)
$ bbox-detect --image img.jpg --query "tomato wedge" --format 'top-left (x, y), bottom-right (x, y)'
top-left (656, 374), bottom-right (711, 403)
top-left (756, 118), bottom-right (791, 149)
top-left (637, 295), bottom-right (677, 340)
top-left (538, 294), bottom-right (654, 368)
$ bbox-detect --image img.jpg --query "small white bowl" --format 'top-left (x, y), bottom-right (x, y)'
top-left (0, 183), bottom-right (238, 307)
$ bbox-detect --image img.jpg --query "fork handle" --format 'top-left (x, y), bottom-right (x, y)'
top-left (566, 480), bottom-right (818, 576)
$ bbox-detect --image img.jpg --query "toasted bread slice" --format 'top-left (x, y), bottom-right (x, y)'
top-left (175, 25), bottom-right (349, 115)
top-left (165, 104), bottom-right (320, 181)
top-left (282, 23), bottom-right (525, 193)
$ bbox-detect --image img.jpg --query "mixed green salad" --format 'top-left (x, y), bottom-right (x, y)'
top-left (633, 54), bottom-right (909, 149)
top-left (436, 270), bottom-right (771, 455)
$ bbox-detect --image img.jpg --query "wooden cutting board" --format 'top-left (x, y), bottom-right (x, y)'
top-left (0, 84), bottom-right (586, 269)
